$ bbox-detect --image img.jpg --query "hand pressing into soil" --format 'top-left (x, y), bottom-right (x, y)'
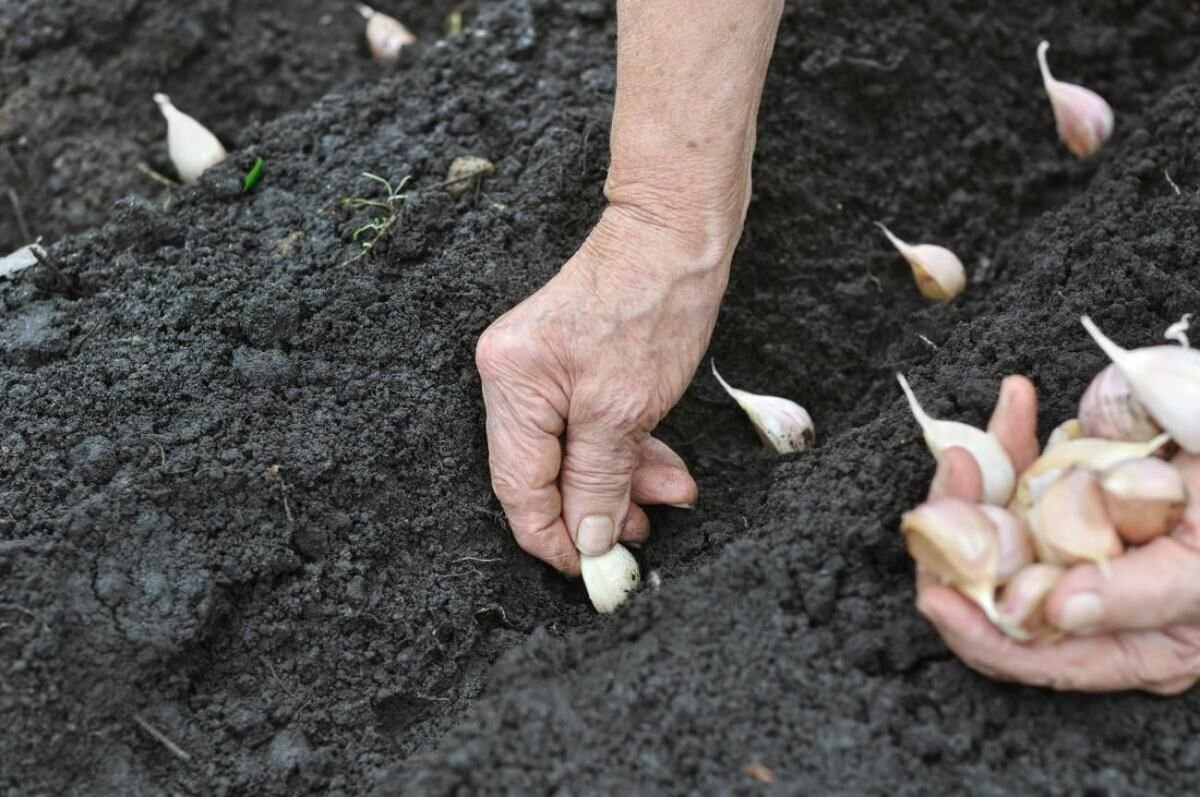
top-left (918, 377), bottom-right (1200, 694)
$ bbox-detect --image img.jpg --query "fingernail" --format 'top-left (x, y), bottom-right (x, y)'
top-left (576, 515), bottom-right (615, 556)
top-left (1058, 592), bottom-right (1104, 632)
top-left (667, 503), bottom-right (695, 510)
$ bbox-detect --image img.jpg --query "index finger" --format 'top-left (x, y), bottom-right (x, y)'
top-left (986, 375), bottom-right (1040, 475)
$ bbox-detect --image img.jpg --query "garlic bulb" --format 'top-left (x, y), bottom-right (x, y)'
top-left (153, 93), bottom-right (226, 184)
top-left (579, 543), bottom-right (640, 614)
top-left (1082, 315), bottom-right (1200, 452)
top-left (900, 497), bottom-right (1025, 639)
top-left (1078, 364), bottom-right (1162, 443)
top-left (1009, 433), bottom-right (1171, 518)
top-left (713, 362), bottom-right (814, 454)
top-left (1099, 457), bottom-right (1187, 544)
top-left (875, 223), bottom-right (966, 302)
top-left (896, 374), bottom-right (1015, 505)
top-left (1045, 418), bottom-right (1086, 451)
top-left (357, 3), bottom-right (416, 64)
top-left (999, 563), bottom-right (1065, 636)
top-left (1036, 41), bottom-right (1114, 158)
top-left (1027, 469), bottom-right (1124, 574)
top-left (979, 505), bottom-right (1034, 585)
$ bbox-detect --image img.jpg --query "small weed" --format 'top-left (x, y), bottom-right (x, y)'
top-left (342, 172), bottom-right (411, 254)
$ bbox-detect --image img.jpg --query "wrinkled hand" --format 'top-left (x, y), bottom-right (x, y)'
top-left (918, 376), bottom-right (1200, 694)
top-left (476, 207), bottom-right (733, 575)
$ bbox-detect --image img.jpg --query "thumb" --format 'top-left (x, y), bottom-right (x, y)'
top-left (1045, 536), bottom-right (1200, 634)
top-left (559, 421), bottom-right (642, 556)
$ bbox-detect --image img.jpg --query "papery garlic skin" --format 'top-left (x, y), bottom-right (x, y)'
top-left (713, 363), bottom-right (814, 453)
top-left (999, 563), bottom-right (1065, 635)
top-left (1078, 364), bottom-right (1162, 443)
top-left (875, 223), bottom-right (966, 302)
top-left (153, 93), bottom-right (226, 184)
top-left (979, 505), bottom-right (1034, 585)
top-left (1028, 469), bottom-right (1124, 573)
top-left (1099, 457), bottom-right (1187, 545)
top-left (358, 3), bottom-right (416, 63)
top-left (1082, 315), bottom-right (1200, 452)
top-left (897, 374), bottom-right (1015, 505)
top-left (900, 497), bottom-right (1025, 639)
top-left (1037, 41), bottom-right (1114, 158)
top-left (579, 543), bottom-right (640, 614)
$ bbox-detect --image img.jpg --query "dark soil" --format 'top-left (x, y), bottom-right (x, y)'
top-left (3, 0), bottom-right (1200, 794)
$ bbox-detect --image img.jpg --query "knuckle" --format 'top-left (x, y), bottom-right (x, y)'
top-left (475, 323), bottom-right (534, 379)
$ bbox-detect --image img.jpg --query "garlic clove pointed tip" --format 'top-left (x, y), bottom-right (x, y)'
top-left (153, 92), bottom-right (172, 109)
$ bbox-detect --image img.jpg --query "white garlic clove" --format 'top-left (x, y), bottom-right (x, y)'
top-left (979, 505), bottom-right (1034, 585)
top-left (1009, 433), bottom-right (1171, 518)
top-left (153, 93), bottom-right (226, 184)
top-left (999, 563), bottom-right (1065, 636)
top-left (1082, 315), bottom-right (1200, 453)
top-left (712, 362), bottom-right (814, 454)
top-left (875, 222), bottom-right (966, 302)
top-left (1099, 457), bottom-right (1187, 545)
top-left (900, 497), bottom-right (1025, 639)
top-left (1036, 41), bottom-right (1114, 159)
top-left (1078, 364), bottom-right (1162, 443)
top-left (579, 543), bottom-right (640, 614)
top-left (1045, 418), bottom-right (1086, 451)
top-left (358, 3), bottom-right (416, 64)
top-left (1028, 469), bottom-right (1124, 574)
top-left (897, 374), bottom-right (1015, 505)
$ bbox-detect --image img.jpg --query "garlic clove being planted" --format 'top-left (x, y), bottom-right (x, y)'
top-left (900, 497), bottom-right (1025, 639)
top-left (357, 3), bottom-right (416, 64)
top-left (897, 374), bottom-right (1015, 505)
top-left (979, 505), bottom-right (1034, 585)
top-left (153, 93), bottom-right (226, 184)
top-left (875, 223), bottom-right (966, 302)
top-left (1078, 364), bottom-right (1162, 443)
top-left (999, 563), bottom-right (1065, 636)
top-left (1082, 315), bottom-right (1200, 453)
top-left (579, 543), bottom-right (640, 614)
top-left (1028, 469), bottom-right (1124, 574)
top-left (1099, 457), bottom-right (1187, 545)
top-left (1046, 418), bottom-right (1086, 451)
top-left (1036, 41), bottom-right (1114, 158)
top-left (712, 362), bottom-right (814, 454)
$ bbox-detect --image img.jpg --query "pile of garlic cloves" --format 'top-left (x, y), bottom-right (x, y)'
top-left (900, 315), bottom-right (1198, 641)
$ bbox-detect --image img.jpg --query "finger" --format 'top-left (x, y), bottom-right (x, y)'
top-left (480, 380), bottom-right (579, 575)
top-left (619, 503), bottom-right (651, 545)
top-left (986, 375), bottom-right (1040, 474)
top-left (631, 437), bottom-right (698, 507)
top-left (559, 418), bottom-right (643, 557)
top-left (918, 581), bottom-right (1198, 692)
top-left (1043, 538), bottom-right (1200, 634)
top-left (927, 445), bottom-right (984, 502)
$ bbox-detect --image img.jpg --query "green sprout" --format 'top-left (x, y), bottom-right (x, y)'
top-left (341, 172), bottom-right (411, 254)
top-left (242, 157), bottom-right (265, 192)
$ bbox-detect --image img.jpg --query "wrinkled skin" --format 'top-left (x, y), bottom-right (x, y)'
top-left (920, 376), bottom-right (1200, 694)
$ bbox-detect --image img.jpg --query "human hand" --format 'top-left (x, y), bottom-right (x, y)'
top-left (475, 207), bottom-right (735, 575)
top-left (916, 376), bottom-right (1200, 694)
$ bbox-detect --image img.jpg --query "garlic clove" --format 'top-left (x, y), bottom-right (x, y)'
top-left (153, 93), bottom-right (227, 184)
top-left (712, 362), bottom-right (814, 453)
top-left (579, 543), bottom-right (640, 614)
top-left (445, 156), bottom-right (496, 198)
top-left (1099, 457), bottom-right (1187, 544)
top-left (1082, 315), bottom-right (1200, 453)
top-left (1028, 469), bottom-right (1124, 574)
top-left (897, 374), bottom-right (1015, 505)
top-left (875, 223), bottom-right (966, 302)
top-left (1078, 364), bottom-right (1162, 443)
top-left (979, 505), bottom-right (1034, 585)
top-left (357, 3), bottom-right (416, 64)
top-left (1009, 433), bottom-right (1171, 518)
top-left (999, 563), bottom-right (1065, 635)
top-left (1046, 418), bottom-right (1086, 451)
top-left (1036, 41), bottom-right (1114, 158)
top-left (1171, 451), bottom-right (1200, 537)
top-left (900, 497), bottom-right (1026, 639)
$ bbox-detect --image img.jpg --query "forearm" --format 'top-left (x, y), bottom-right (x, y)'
top-left (605, 0), bottom-right (784, 261)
